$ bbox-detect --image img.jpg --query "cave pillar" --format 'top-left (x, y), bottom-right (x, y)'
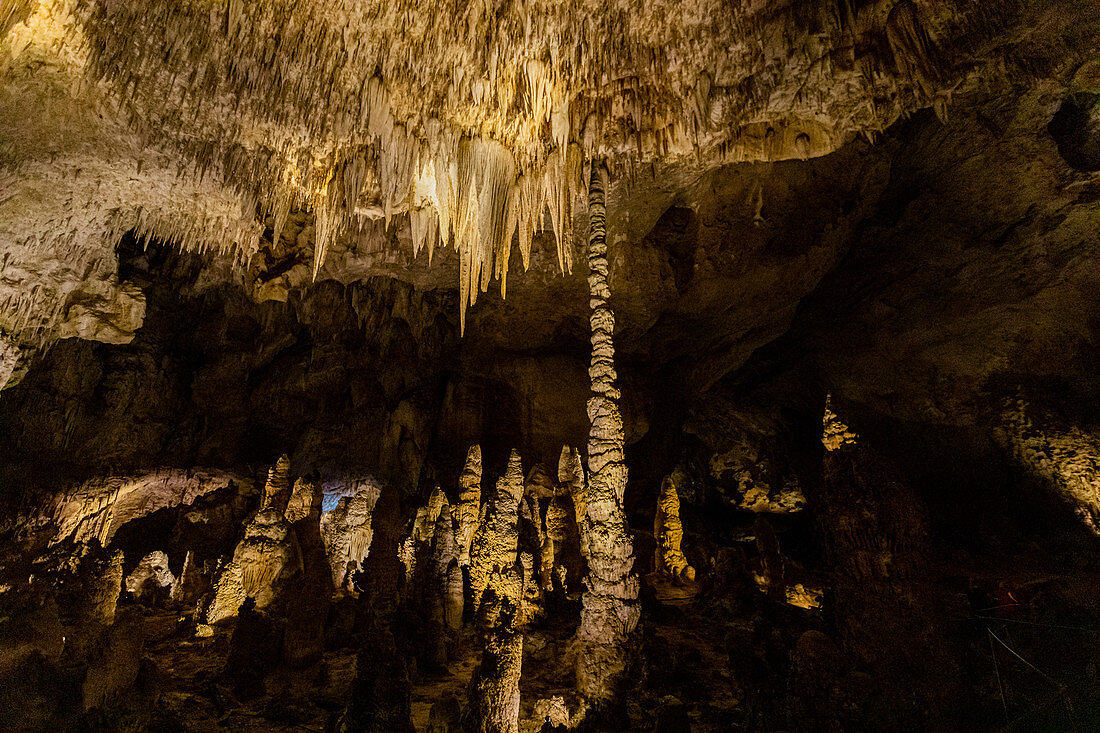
top-left (283, 476), bottom-right (334, 668)
top-left (464, 450), bottom-right (526, 733)
top-left (574, 161), bottom-right (640, 703)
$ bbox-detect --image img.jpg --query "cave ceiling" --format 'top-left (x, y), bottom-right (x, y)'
top-left (1, 0), bottom-right (1099, 426)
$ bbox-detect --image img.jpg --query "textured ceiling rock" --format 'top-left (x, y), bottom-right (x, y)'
top-left (1, 0), bottom-right (1083, 352)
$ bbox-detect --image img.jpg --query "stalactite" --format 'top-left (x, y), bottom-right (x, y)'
top-left (654, 470), bottom-right (695, 582)
top-left (468, 450), bottom-right (524, 613)
top-left (574, 161), bottom-right (640, 703)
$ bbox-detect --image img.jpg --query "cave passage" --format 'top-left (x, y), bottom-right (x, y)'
top-left (4, 1), bottom-right (1100, 731)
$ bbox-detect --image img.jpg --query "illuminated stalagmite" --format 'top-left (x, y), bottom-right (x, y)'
top-left (206, 458), bottom-right (303, 622)
top-left (235, 507), bottom-right (302, 611)
top-left (455, 445), bottom-right (483, 567)
top-left (654, 470), bottom-right (695, 581)
top-left (558, 446), bottom-right (587, 558)
top-left (261, 455), bottom-right (293, 513)
top-left (574, 162), bottom-right (640, 702)
top-left (320, 479), bottom-right (380, 588)
top-left (466, 562), bottom-right (524, 733)
top-left (468, 450), bottom-right (525, 612)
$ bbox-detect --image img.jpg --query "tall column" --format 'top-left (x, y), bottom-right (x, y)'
top-left (574, 161), bottom-right (640, 702)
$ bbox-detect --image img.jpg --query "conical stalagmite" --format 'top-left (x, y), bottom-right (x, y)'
top-left (574, 162), bottom-right (640, 702)
top-left (261, 455), bottom-right (292, 513)
top-left (455, 445), bottom-right (483, 567)
top-left (465, 567), bottom-right (524, 733)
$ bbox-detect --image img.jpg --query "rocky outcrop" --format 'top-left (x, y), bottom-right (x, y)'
top-left (574, 163), bottom-right (640, 702)
top-left (996, 392), bottom-right (1100, 533)
top-left (45, 469), bottom-right (252, 546)
top-left (124, 550), bottom-right (175, 605)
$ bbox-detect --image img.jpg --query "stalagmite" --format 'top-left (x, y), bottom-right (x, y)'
top-left (124, 550), bottom-right (175, 605)
top-left (340, 486), bottom-right (416, 733)
top-left (573, 161), bottom-right (640, 703)
top-left (207, 465), bottom-right (303, 623)
top-left (283, 476), bottom-right (333, 668)
top-left (171, 550), bottom-right (208, 610)
top-left (429, 501), bottom-right (461, 633)
top-left (260, 454), bottom-right (293, 513)
top-left (468, 450), bottom-right (524, 612)
top-left (654, 470), bottom-right (695, 581)
top-left (558, 446), bottom-right (588, 558)
top-left (320, 479), bottom-right (380, 588)
top-left (455, 445), bottom-right (483, 567)
top-left (444, 560), bottom-right (465, 631)
top-left (236, 507), bottom-right (302, 611)
top-left (465, 567), bottom-right (524, 733)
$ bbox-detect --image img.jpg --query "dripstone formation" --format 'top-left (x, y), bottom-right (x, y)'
top-left (4, 0), bottom-right (1100, 730)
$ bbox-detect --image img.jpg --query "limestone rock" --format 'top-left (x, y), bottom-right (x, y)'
top-left (320, 478), bottom-right (381, 588)
top-left (124, 550), bottom-right (175, 605)
top-left (996, 393), bottom-right (1100, 534)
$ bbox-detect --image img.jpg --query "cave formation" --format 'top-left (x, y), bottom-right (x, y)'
top-left (4, 0), bottom-right (1100, 730)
